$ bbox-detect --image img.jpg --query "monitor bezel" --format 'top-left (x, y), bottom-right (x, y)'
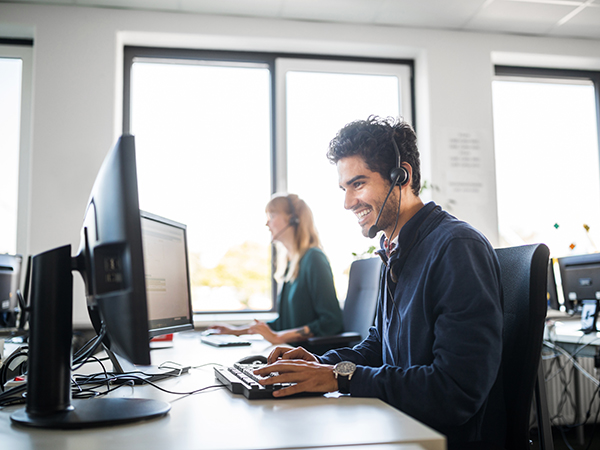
top-left (140, 210), bottom-right (195, 338)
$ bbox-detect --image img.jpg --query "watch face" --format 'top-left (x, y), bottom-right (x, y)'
top-left (335, 362), bottom-right (356, 376)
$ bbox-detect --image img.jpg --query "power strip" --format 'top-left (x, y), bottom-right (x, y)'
top-left (4, 375), bottom-right (26, 390)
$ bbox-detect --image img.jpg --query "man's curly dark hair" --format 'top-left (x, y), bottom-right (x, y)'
top-left (326, 116), bottom-right (421, 196)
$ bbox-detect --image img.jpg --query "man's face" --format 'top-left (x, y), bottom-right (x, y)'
top-left (337, 155), bottom-right (399, 239)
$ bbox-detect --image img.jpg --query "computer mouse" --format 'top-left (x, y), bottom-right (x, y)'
top-left (236, 354), bottom-right (268, 365)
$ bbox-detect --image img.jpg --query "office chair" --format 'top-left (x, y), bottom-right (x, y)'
top-left (469, 243), bottom-right (554, 450)
top-left (301, 257), bottom-right (382, 353)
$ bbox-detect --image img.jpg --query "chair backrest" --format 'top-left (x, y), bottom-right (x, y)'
top-left (495, 243), bottom-right (550, 449)
top-left (342, 257), bottom-right (383, 339)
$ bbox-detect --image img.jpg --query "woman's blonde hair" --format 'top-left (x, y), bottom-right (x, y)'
top-left (266, 193), bottom-right (321, 282)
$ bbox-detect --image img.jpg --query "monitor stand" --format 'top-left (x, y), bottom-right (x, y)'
top-left (10, 245), bottom-right (171, 429)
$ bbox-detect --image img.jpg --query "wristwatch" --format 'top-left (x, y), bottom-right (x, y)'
top-left (333, 361), bottom-right (356, 394)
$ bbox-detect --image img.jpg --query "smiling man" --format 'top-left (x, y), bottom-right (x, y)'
top-left (254, 116), bottom-right (505, 450)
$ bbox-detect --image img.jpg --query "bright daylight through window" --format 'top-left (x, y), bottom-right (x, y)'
top-left (492, 76), bottom-right (600, 259)
top-left (0, 57), bottom-right (22, 255)
top-left (130, 61), bottom-right (272, 313)
top-left (129, 53), bottom-right (412, 313)
top-left (285, 67), bottom-right (405, 301)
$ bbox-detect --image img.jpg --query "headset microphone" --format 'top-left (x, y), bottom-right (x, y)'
top-left (368, 135), bottom-right (409, 239)
top-left (368, 172), bottom-right (402, 238)
top-left (271, 222), bottom-right (293, 242)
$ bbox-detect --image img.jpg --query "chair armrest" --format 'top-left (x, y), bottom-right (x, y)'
top-left (303, 332), bottom-right (362, 347)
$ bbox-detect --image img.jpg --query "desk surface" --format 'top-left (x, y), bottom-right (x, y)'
top-left (545, 317), bottom-right (600, 357)
top-left (0, 332), bottom-right (445, 450)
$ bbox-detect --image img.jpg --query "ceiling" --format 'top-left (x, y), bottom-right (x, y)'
top-left (3, 0), bottom-right (600, 40)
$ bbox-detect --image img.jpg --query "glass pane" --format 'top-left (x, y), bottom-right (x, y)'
top-left (130, 61), bottom-right (272, 312)
top-left (492, 79), bottom-right (600, 257)
top-left (286, 71), bottom-right (401, 301)
top-left (0, 57), bottom-right (22, 255)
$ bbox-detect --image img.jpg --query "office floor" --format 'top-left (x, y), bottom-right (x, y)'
top-left (530, 425), bottom-right (600, 449)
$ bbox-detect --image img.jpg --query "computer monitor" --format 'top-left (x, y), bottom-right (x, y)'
top-left (141, 211), bottom-right (194, 338)
top-left (11, 135), bottom-right (171, 429)
top-left (102, 211), bottom-right (195, 374)
top-left (0, 253), bottom-right (22, 329)
top-left (557, 253), bottom-right (600, 315)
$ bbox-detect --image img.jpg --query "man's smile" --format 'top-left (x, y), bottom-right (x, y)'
top-left (354, 206), bottom-right (373, 225)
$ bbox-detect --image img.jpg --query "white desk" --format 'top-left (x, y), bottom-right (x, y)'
top-left (0, 332), bottom-right (446, 450)
top-left (545, 317), bottom-right (600, 357)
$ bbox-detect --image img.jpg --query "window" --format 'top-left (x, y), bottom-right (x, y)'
top-left (492, 67), bottom-right (600, 258)
top-left (124, 47), bottom-right (413, 314)
top-left (279, 58), bottom-right (412, 301)
top-left (0, 42), bottom-right (32, 256)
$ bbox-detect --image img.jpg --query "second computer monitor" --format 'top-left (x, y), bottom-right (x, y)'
top-left (557, 253), bottom-right (600, 314)
top-left (140, 211), bottom-right (194, 338)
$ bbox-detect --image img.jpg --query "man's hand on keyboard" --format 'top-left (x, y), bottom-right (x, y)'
top-left (267, 345), bottom-right (317, 363)
top-left (253, 359), bottom-right (337, 397)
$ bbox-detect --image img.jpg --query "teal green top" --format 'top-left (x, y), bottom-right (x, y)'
top-left (268, 247), bottom-right (343, 337)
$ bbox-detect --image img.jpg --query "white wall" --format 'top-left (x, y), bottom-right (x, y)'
top-left (1, 3), bottom-right (600, 325)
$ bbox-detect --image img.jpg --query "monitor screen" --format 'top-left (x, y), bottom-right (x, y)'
top-left (557, 253), bottom-right (600, 314)
top-left (140, 211), bottom-right (194, 337)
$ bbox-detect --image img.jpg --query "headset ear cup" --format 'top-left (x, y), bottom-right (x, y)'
top-left (390, 167), bottom-right (409, 186)
top-left (286, 195), bottom-right (300, 226)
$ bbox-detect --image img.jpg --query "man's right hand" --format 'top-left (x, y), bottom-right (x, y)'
top-left (267, 346), bottom-right (318, 364)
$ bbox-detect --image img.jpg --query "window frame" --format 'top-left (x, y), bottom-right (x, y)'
top-left (495, 65), bottom-right (600, 162)
top-left (0, 39), bottom-right (34, 257)
top-left (123, 46), bottom-right (415, 316)
top-left (492, 65), bottom-right (600, 256)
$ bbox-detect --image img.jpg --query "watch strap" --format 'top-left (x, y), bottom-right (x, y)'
top-left (337, 374), bottom-right (351, 394)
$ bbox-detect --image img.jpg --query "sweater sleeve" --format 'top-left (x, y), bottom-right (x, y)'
top-left (319, 320), bottom-right (384, 366)
top-left (302, 249), bottom-right (344, 337)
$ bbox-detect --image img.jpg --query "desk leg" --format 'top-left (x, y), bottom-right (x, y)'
top-left (573, 356), bottom-right (585, 446)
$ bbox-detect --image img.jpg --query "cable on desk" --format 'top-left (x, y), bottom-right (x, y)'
top-left (0, 384), bottom-right (27, 407)
top-left (70, 354), bottom-right (227, 399)
top-left (190, 362), bottom-right (225, 370)
top-left (72, 325), bottom-right (107, 371)
top-left (74, 369), bottom-right (225, 397)
top-left (2, 330), bottom-right (226, 408)
top-left (72, 354), bottom-right (113, 397)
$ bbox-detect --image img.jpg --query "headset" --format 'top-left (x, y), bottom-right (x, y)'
top-left (286, 195), bottom-right (300, 227)
top-left (390, 137), bottom-right (409, 187)
top-left (368, 134), bottom-right (410, 239)
top-left (271, 195), bottom-right (299, 242)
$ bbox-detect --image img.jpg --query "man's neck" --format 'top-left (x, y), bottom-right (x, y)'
top-left (385, 195), bottom-right (425, 242)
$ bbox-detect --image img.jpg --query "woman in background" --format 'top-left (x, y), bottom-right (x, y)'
top-left (211, 193), bottom-right (343, 346)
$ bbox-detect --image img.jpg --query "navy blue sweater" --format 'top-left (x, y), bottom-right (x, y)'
top-left (320, 202), bottom-right (504, 447)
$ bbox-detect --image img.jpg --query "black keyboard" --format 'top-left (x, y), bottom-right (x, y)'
top-left (214, 362), bottom-right (294, 399)
top-left (215, 361), bottom-right (326, 400)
